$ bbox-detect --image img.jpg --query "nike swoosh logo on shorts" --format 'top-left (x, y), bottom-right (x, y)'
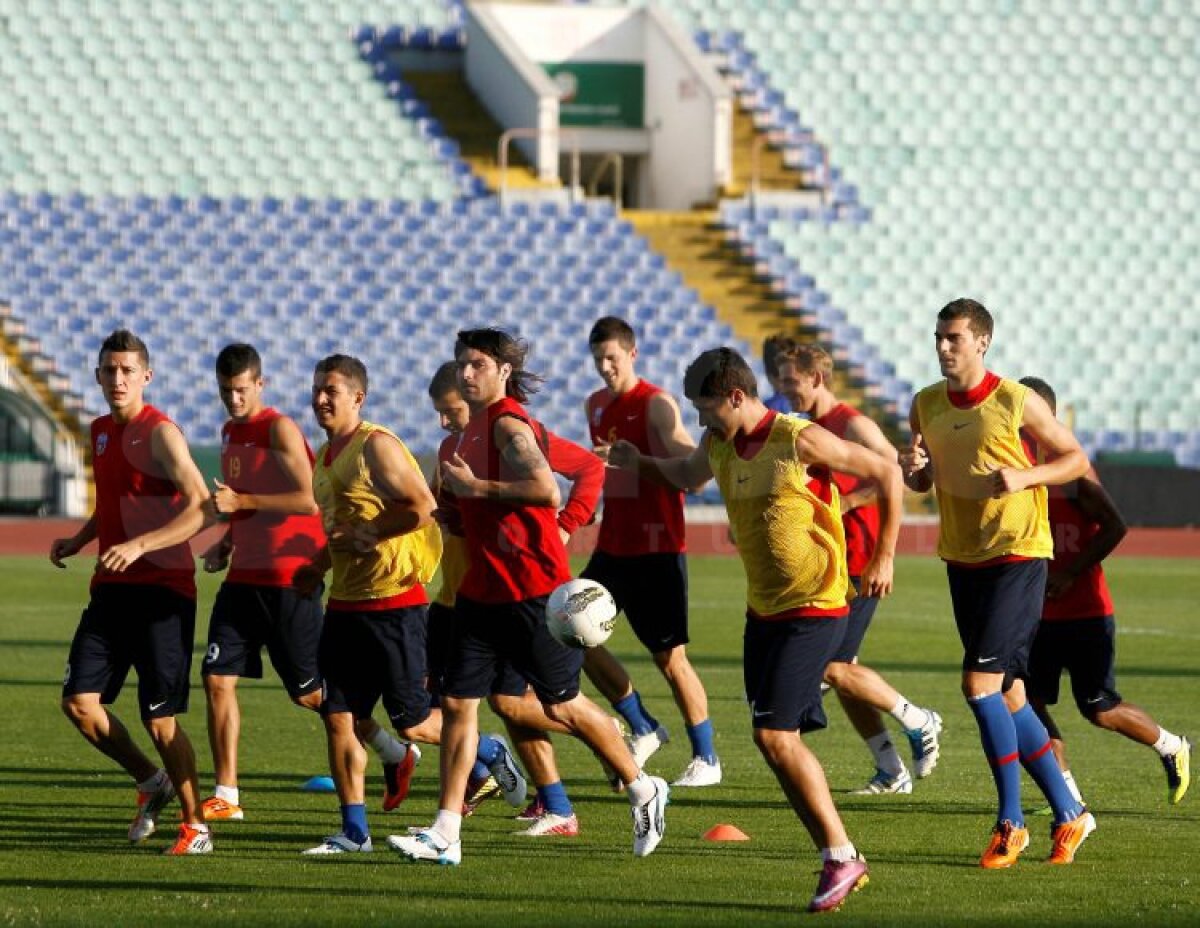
top-left (976, 656), bottom-right (998, 664)
top-left (752, 708), bottom-right (772, 718)
top-left (148, 701), bottom-right (167, 712)
top-left (299, 677), bottom-right (316, 689)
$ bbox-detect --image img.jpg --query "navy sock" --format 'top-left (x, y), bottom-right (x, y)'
top-left (1011, 703), bottom-right (1084, 824)
top-left (476, 734), bottom-right (502, 766)
top-left (614, 691), bottom-right (659, 737)
top-left (538, 781), bottom-right (573, 817)
top-left (340, 803), bottom-right (369, 844)
top-left (686, 719), bottom-right (717, 763)
top-left (968, 692), bottom-right (1024, 827)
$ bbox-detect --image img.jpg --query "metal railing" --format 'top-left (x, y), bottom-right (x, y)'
top-left (586, 153), bottom-right (624, 212)
top-left (497, 127), bottom-right (581, 210)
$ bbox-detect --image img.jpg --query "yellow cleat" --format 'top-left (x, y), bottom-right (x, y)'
top-left (1162, 737), bottom-right (1191, 805)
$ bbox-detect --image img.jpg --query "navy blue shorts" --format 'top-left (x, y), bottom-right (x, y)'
top-left (444, 595), bottom-right (583, 706)
top-left (318, 605), bottom-right (432, 730)
top-left (743, 616), bottom-right (846, 733)
top-left (63, 584), bottom-right (196, 720)
top-left (428, 601), bottom-right (528, 701)
top-left (1027, 616), bottom-right (1122, 716)
top-left (202, 582), bottom-right (324, 698)
top-left (582, 551), bottom-right (689, 653)
top-left (828, 576), bottom-right (879, 664)
top-left (947, 559), bottom-right (1048, 683)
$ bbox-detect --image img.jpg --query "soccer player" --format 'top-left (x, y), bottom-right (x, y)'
top-left (1018, 376), bottom-right (1191, 806)
top-left (426, 360), bottom-right (611, 835)
top-left (609, 346), bottom-right (900, 913)
top-left (53, 329), bottom-right (212, 855)
top-left (901, 298), bottom-right (1096, 868)
top-left (584, 316), bottom-right (721, 786)
top-left (774, 344), bottom-right (942, 793)
top-left (298, 354), bottom-right (523, 855)
top-left (389, 329), bottom-right (668, 865)
top-left (761, 333), bottom-right (800, 413)
top-left (199, 344), bottom-right (414, 821)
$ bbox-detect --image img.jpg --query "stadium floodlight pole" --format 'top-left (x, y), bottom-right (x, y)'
top-left (498, 127), bottom-right (582, 211)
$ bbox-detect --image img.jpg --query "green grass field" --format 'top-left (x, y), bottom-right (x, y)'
top-left (1, 554), bottom-right (1196, 926)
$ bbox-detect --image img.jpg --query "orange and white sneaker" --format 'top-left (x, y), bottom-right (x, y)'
top-left (164, 823), bottom-right (213, 856)
top-left (517, 812), bottom-right (580, 837)
top-left (382, 744), bottom-right (421, 813)
top-left (980, 820), bottom-right (1030, 869)
top-left (1047, 810), bottom-right (1096, 864)
top-left (202, 796), bottom-right (244, 822)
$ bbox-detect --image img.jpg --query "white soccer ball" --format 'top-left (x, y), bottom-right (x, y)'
top-left (546, 578), bottom-right (618, 649)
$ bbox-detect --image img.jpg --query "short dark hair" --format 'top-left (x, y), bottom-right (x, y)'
top-left (588, 316), bottom-right (636, 350)
top-left (762, 333), bottom-right (799, 379)
top-left (314, 354), bottom-right (368, 393)
top-left (98, 329), bottom-right (149, 367)
top-left (454, 328), bottom-right (542, 403)
top-left (1019, 376), bottom-right (1056, 413)
top-left (428, 361), bottom-right (460, 400)
top-left (215, 343), bottom-right (262, 379)
top-left (938, 298), bottom-right (994, 339)
top-left (684, 347), bottom-right (759, 400)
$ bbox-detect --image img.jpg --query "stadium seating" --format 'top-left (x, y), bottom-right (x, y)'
top-left (0, 194), bottom-right (742, 454)
top-left (655, 0), bottom-right (1200, 464)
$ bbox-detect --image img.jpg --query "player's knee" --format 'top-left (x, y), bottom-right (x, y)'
top-left (752, 727), bottom-right (787, 761)
top-left (652, 646), bottom-right (683, 673)
top-left (823, 661), bottom-right (850, 689)
top-left (1086, 705), bottom-right (1118, 730)
top-left (293, 690), bottom-right (322, 712)
top-left (61, 695), bottom-right (92, 727)
top-left (487, 693), bottom-right (522, 722)
top-left (143, 716), bottom-right (177, 745)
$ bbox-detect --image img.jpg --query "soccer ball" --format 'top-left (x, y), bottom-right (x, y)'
top-left (546, 578), bottom-right (618, 649)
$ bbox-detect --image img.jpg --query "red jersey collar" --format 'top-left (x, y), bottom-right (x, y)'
top-left (733, 409), bottom-right (777, 460)
top-left (948, 371), bottom-right (1001, 409)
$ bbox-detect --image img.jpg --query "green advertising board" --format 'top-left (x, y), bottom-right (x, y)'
top-left (542, 62), bottom-right (644, 128)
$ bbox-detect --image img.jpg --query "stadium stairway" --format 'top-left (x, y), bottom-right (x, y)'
top-left (395, 68), bottom-right (555, 194)
top-left (724, 103), bottom-right (815, 199)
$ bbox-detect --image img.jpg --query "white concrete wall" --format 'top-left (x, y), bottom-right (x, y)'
top-left (488, 3), bottom-right (642, 62)
top-left (642, 5), bottom-right (732, 209)
top-left (465, 3), bottom-right (561, 181)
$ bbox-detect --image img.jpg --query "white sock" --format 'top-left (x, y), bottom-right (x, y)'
top-left (1153, 728), bottom-right (1184, 758)
top-left (890, 698), bottom-right (929, 731)
top-left (1061, 769), bottom-right (1084, 804)
top-left (626, 772), bottom-right (656, 805)
top-left (215, 784), bottom-right (240, 805)
top-left (865, 731), bottom-right (905, 777)
top-left (822, 844), bottom-right (858, 863)
top-left (136, 769), bottom-right (167, 793)
top-left (367, 727), bottom-right (411, 764)
top-left (432, 809), bottom-right (463, 844)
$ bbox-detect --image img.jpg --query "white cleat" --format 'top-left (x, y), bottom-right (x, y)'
top-left (301, 832), bottom-right (373, 855)
top-left (852, 767), bottom-right (913, 795)
top-left (905, 710), bottom-right (943, 779)
top-left (387, 828), bottom-right (462, 865)
top-left (631, 776), bottom-right (669, 857)
top-left (516, 812), bottom-right (580, 837)
top-left (672, 756), bottom-right (722, 788)
top-left (129, 776), bottom-right (177, 843)
top-left (485, 733), bottom-right (527, 808)
top-left (628, 725), bottom-right (669, 768)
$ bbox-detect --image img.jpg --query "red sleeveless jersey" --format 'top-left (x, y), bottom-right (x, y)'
top-left (221, 408), bottom-right (326, 586)
top-left (814, 403), bottom-right (880, 576)
top-left (586, 379), bottom-right (686, 556)
top-left (90, 405), bottom-right (196, 598)
top-left (454, 397), bottom-right (571, 604)
top-left (1041, 481), bottom-right (1115, 621)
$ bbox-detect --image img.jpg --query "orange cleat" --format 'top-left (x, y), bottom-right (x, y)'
top-left (980, 820), bottom-right (1029, 869)
top-left (163, 822), bottom-right (213, 856)
top-left (1047, 810), bottom-right (1096, 864)
top-left (202, 796), bottom-right (244, 821)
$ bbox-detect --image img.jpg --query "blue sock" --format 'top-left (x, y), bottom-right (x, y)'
top-left (472, 760), bottom-right (491, 782)
top-left (968, 692), bottom-right (1024, 827)
top-left (340, 803), bottom-right (369, 844)
top-left (1011, 703), bottom-right (1084, 824)
top-left (476, 734), bottom-right (502, 766)
top-left (614, 690), bottom-right (659, 737)
top-left (538, 780), bottom-right (573, 817)
top-left (686, 719), bottom-right (717, 763)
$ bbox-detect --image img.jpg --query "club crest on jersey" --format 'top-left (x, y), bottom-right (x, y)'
top-left (221, 431), bottom-right (230, 449)
top-left (95, 432), bottom-right (108, 456)
top-left (592, 406), bottom-right (604, 425)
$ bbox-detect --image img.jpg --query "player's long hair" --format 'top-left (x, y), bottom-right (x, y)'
top-left (454, 328), bottom-right (543, 403)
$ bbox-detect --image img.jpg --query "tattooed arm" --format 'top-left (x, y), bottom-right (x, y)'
top-left (440, 415), bottom-right (561, 507)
